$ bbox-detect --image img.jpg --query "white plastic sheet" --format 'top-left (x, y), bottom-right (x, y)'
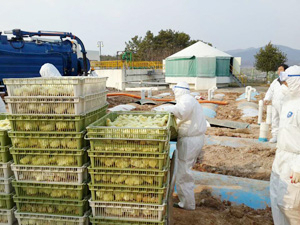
top-left (152, 93), bottom-right (172, 99)
top-left (241, 108), bottom-right (259, 117)
top-left (108, 104), bottom-right (136, 112)
top-left (206, 120), bottom-right (211, 127)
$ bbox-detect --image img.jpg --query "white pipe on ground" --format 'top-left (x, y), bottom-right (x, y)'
top-left (245, 86), bottom-right (252, 99)
top-left (258, 100), bottom-right (263, 124)
top-left (259, 122), bottom-right (269, 142)
top-left (141, 90), bottom-right (146, 99)
top-left (211, 86), bottom-right (218, 99)
top-left (266, 105), bottom-right (272, 124)
top-left (207, 88), bottom-right (212, 101)
top-left (247, 88), bottom-right (256, 102)
top-left (148, 89), bottom-right (152, 98)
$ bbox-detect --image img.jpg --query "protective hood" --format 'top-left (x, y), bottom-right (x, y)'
top-left (282, 65), bottom-right (300, 97)
top-left (40, 63), bottom-right (62, 77)
top-left (172, 81), bottom-right (190, 100)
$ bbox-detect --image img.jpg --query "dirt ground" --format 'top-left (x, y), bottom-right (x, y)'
top-left (214, 91), bottom-right (266, 124)
top-left (107, 88), bottom-right (267, 124)
top-left (206, 127), bottom-right (260, 139)
top-left (107, 88), bottom-right (275, 224)
top-left (194, 144), bottom-right (276, 181)
top-left (206, 126), bottom-right (272, 140)
top-left (173, 190), bottom-right (274, 225)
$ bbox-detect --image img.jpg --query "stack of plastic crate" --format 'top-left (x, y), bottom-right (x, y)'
top-left (86, 111), bottom-right (173, 225)
top-left (3, 76), bottom-right (108, 225)
top-left (0, 116), bottom-right (16, 225)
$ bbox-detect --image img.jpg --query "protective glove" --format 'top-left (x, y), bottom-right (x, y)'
top-left (290, 170), bottom-right (300, 184)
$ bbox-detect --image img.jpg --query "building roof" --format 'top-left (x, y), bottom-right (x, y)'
top-left (166, 41), bottom-right (231, 59)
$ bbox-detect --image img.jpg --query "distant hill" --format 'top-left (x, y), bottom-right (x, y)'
top-left (226, 45), bottom-right (300, 68)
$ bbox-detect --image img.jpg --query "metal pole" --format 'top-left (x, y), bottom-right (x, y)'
top-left (97, 41), bottom-right (103, 66)
top-left (99, 45), bottom-right (101, 62)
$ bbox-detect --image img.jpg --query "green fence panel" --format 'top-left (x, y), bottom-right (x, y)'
top-left (165, 57), bottom-right (196, 77)
top-left (196, 57), bottom-right (216, 77)
top-left (216, 57), bottom-right (231, 77)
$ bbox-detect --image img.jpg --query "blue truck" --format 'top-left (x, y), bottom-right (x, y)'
top-left (0, 29), bottom-right (90, 92)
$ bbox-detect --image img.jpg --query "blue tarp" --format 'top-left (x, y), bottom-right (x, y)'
top-left (170, 138), bottom-right (271, 210)
top-left (236, 92), bottom-right (260, 101)
top-left (202, 107), bottom-right (217, 118)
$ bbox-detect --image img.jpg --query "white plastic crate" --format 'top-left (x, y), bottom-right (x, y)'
top-left (89, 201), bottom-right (166, 222)
top-left (83, 91), bottom-right (108, 114)
top-left (4, 77), bottom-right (107, 97)
top-left (11, 164), bottom-right (88, 184)
top-left (5, 91), bottom-right (108, 115)
top-left (0, 178), bottom-right (13, 194)
top-left (0, 207), bottom-right (16, 225)
top-left (0, 162), bottom-right (13, 179)
top-left (15, 210), bottom-right (90, 225)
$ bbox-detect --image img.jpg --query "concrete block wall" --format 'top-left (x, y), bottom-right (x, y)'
top-left (95, 69), bottom-right (165, 90)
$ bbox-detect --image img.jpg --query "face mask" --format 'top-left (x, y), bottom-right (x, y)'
top-left (279, 72), bottom-right (288, 82)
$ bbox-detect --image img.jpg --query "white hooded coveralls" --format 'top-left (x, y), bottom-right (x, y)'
top-left (165, 82), bottom-right (207, 210)
top-left (264, 78), bottom-right (284, 138)
top-left (270, 66), bottom-right (300, 225)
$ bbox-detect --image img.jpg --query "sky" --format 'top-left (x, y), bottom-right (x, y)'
top-left (1, 0), bottom-right (300, 55)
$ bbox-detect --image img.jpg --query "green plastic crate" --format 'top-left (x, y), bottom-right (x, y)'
top-left (87, 139), bottom-right (169, 154)
top-left (0, 130), bottom-right (10, 148)
top-left (89, 168), bottom-right (168, 188)
top-left (84, 104), bottom-right (108, 127)
top-left (7, 104), bottom-right (107, 133)
top-left (14, 196), bottom-right (89, 216)
top-left (8, 114), bottom-right (86, 132)
top-left (10, 147), bottom-right (88, 167)
top-left (90, 217), bottom-right (165, 225)
top-left (0, 193), bottom-right (15, 210)
top-left (0, 114), bottom-right (7, 120)
top-left (0, 146), bottom-right (12, 163)
top-left (88, 150), bottom-right (169, 170)
top-left (89, 184), bottom-right (167, 205)
top-left (9, 131), bottom-right (86, 150)
top-left (15, 210), bottom-right (89, 225)
top-left (86, 112), bottom-right (172, 141)
top-left (13, 181), bottom-right (88, 200)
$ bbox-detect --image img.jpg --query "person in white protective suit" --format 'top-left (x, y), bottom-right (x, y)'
top-left (88, 67), bottom-right (98, 77)
top-left (264, 64), bottom-right (288, 143)
top-left (163, 81), bottom-right (207, 210)
top-left (39, 63), bottom-right (62, 77)
top-left (270, 65), bottom-right (300, 225)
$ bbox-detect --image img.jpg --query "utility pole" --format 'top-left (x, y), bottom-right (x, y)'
top-left (97, 41), bottom-right (104, 62)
